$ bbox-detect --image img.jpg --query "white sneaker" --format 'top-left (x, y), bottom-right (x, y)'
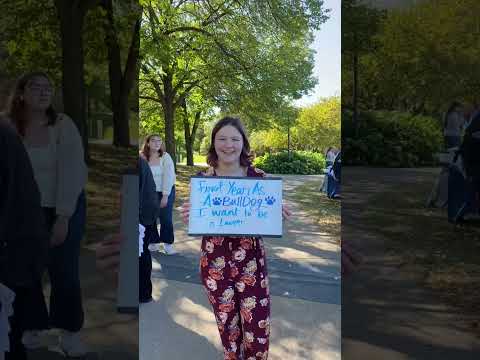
top-left (163, 243), bottom-right (178, 255)
top-left (59, 330), bottom-right (88, 357)
top-left (148, 243), bottom-right (162, 252)
top-left (22, 330), bottom-right (58, 349)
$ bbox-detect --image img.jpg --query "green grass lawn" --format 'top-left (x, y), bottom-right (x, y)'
top-left (178, 153), bottom-right (207, 165)
top-left (85, 143), bottom-right (138, 244)
top-left (286, 179), bottom-right (341, 240)
top-left (174, 164), bottom-right (208, 204)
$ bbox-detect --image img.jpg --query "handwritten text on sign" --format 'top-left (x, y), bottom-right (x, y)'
top-left (188, 176), bottom-right (283, 236)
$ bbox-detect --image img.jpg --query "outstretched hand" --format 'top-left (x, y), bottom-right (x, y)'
top-left (96, 233), bottom-right (123, 273)
top-left (282, 203), bottom-right (292, 220)
top-left (342, 241), bottom-right (363, 276)
top-left (180, 202), bottom-right (191, 224)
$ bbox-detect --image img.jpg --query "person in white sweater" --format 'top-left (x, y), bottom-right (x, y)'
top-left (140, 134), bottom-right (177, 256)
top-left (6, 72), bottom-right (88, 357)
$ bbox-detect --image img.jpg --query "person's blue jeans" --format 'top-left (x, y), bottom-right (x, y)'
top-left (24, 192), bottom-right (86, 332)
top-left (148, 186), bottom-right (176, 245)
top-left (445, 135), bottom-right (461, 149)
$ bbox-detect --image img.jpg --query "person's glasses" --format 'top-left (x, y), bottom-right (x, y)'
top-left (27, 84), bottom-right (53, 94)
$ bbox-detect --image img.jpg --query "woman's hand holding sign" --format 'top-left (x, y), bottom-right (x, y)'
top-left (180, 202), bottom-right (191, 224)
top-left (282, 204), bottom-right (292, 220)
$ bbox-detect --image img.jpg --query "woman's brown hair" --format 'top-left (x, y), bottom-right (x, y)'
top-left (207, 116), bottom-right (253, 168)
top-left (140, 134), bottom-right (165, 161)
top-left (7, 71), bottom-right (57, 137)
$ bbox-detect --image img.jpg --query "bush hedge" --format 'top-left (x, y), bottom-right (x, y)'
top-left (253, 151), bottom-right (325, 175)
top-left (342, 110), bottom-right (443, 167)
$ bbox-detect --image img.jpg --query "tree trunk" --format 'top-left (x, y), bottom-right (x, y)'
top-left (287, 122), bottom-right (291, 160)
top-left (103, 0), bottom-right (140, 147)
top-left (56, 0), bottom-right (89, 161)
top-left (181, 100), bottom-right (201, 166)
top-left (162, 72), bottom-right (177, 168)
top-left (353, 32), bottom-right (359, 137)
top-left (184, 128), bottom-right (194, 166)
top-left (181, 100), bottom-right (193, 166)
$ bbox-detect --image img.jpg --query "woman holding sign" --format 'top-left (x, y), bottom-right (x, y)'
top-left (182, 117), bottom-right (290, 360)
top-left (140, 134), bottom-right (177, 255)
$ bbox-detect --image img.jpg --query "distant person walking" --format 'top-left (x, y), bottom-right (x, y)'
top-left (443, 101), bottom-right (465, 149)
top-left (325, 147), bottom-right (337, 167)
top-left (140, 135), bottom-right (177, 255)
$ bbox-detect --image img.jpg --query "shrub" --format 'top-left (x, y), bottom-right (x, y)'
top-left (253, 151), bottom-right (325, 175)
top-left (342, 110), bottom-right (443, 167)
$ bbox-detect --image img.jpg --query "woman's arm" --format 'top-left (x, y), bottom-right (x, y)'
top-left (160, 153), bottom-right (176, 207)
top-left (55, 114), bottom-right (88, 218)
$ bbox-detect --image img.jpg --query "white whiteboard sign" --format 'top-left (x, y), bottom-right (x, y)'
top-left (188, 176), bottom-right (283, 237)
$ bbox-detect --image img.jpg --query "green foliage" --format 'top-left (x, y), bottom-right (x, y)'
top-left (253, 151), bottom-right (325, 175)
top-left (293, 97), bottom-right (341, 152)
top-left (342, 110), bottom-right (443, 167)
top-left (0, 0), bottom-right (117, 86)
top-left (139, 0), bottom-right (329, 152)
top-left (139, 111), bottom-right (164, 137)
top-left (249, 97), bottom-right (340, 156)
top-left (342, 0), bottom-right (480, 113)
top-left (104, 112), bottom-right (139, 142)
top-left (0, 0), bottom-right (61, 82)
top-left (250, 128), bottom-right (288, 155)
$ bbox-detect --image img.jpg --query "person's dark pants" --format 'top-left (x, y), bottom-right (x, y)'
top-left (23, 192), bottom-right (86, 332)
top-left (139, 228), bottom-right (152, 302)
top-left (445, 135), bottom-right (461, 149)
top-left (465, 176), bottom-right (480, 215)
top-left (147, 187), bottom-right (176, 245)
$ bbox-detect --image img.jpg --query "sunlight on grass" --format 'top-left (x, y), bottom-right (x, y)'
top-left (286, 180), bottom-right (341, 239)
top-left (174, 164), bottom-right (208, 206)
top-left (86, 143), bottom-right (138, 244)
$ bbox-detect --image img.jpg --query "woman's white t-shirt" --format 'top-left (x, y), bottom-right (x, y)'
top-left (149, 152), bottom-right (176, 195)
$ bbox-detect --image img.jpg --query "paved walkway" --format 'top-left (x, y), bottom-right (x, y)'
top-left (28, 249), bottom-right (138, 360)
top-left (140, 174), bottom-right (341, 360)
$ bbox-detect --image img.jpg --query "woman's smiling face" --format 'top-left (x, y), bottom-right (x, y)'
top-left (214, 125), bottom-right (244, 166)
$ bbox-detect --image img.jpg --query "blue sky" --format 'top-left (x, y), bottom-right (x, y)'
top-left (295, 0), bottom-right (341, 107)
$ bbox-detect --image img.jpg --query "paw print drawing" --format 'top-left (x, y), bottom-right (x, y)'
top-left (265, 196), bottom-right (276, 205)
top-left (212, 197), bottom-right (222, 206)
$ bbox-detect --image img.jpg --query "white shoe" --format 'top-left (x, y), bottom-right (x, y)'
top-left (59, 330), bottom-right (88, 357)
top-left (22, 330), bottom-right (58, 349)
top-left (148, 243), bottom-right (162, 252)
top-left (163, 243), bottom-right (178, 255)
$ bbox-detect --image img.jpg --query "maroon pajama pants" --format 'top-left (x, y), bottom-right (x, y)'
top-left (200, 236), bottom-right (270, 360)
